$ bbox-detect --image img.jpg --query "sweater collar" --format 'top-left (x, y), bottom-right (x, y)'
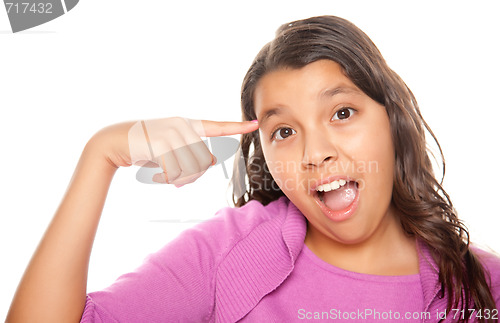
top-left (280, 198), bottom-right (307, 263)
top-left (416, 239), bottom-right (443, 314)
top-left (215, 197), bottom-right (306, 322)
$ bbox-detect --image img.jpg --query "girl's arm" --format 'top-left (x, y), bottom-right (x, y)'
top-left (6, 118), bottom-right (259, 322)
top-left (6, 128), bottom-right (119, 322)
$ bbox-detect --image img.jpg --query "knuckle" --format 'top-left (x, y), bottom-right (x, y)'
top-left (163, 127), bottom-right (179, 139)
top-left (200, 155), bottom-right (213, 169)
top-left (167, 169), bottom-right (182, 182)
top-left (215, 123), bottom-right (226, 136)
top-left (183, 165), bottom-right (200, 177)
top-left (169, 117), bottom-right (190, 129)
top-left (169, 116), bottom-right (183, 124)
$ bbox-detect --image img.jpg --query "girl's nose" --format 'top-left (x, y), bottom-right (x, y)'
top-left (301, 130), bottom-right (339, 168)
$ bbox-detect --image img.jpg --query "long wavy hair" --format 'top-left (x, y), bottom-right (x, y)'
top-left (231, 15), bottom-right (495, 322)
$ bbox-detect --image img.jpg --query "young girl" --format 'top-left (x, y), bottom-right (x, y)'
top-left (7, 15), bottom-right (500, 323)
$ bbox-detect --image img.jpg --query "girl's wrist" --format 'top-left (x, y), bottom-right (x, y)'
top-left (83, 134), bottom-right (120, 176)
top-left (84, 121), bottom-right (136, 171)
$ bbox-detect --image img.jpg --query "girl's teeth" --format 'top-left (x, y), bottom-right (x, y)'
top-left (316, 179), bottom-right (349, 192)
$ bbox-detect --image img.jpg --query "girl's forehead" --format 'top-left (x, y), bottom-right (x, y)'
top-left (256, 60), bottom-right (358, 97)
top-left (254, 60), bottom-right (363, 112)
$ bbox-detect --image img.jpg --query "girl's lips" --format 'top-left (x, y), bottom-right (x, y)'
top-left (313, 182), bottom-right (360, 222)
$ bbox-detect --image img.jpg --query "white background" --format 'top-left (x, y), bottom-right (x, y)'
top-left (1, 0), bottom-right (499, 318)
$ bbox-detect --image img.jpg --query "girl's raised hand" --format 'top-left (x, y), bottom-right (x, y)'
top-left (91, 117), bottom-right (259, 187)
top-left (7, 118), bottom-right (258, 322)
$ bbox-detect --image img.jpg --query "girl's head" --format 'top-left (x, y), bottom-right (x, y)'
top-left (233, 15), bottom-right (495, 317)
top-left (236, 15), bottom-right (435, 218)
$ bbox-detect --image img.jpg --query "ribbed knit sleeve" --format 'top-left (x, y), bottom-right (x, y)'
top-left (80, 295), bottom-right (117, 322)
top-left (80, 222), bottom-right (218, 322)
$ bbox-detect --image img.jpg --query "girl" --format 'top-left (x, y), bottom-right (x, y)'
top-left (7, 15), bottom-right (500, 322)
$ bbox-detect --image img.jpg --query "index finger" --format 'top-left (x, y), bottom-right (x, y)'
top-left (195, 119), bottom-right (259, 137)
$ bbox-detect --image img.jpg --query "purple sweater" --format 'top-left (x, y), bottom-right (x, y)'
top-left (81, 197), bottom-right (500, 322)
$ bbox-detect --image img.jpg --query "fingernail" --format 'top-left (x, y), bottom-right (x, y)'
top-left (175, 184), bottom-right (184, 188)
top-left (250, 119), bottom-right (258, 123)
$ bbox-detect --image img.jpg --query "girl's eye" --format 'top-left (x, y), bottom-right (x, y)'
top-left (332, 107), bottom-right (356, 121)
top-left (272, 127), bottom-right (296, 141)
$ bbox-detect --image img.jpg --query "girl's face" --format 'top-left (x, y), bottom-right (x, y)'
top-left (254, 59), bottom-right (400, 245)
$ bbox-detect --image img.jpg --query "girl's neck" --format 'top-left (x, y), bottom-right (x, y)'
top-left (304, 206), bottom-right (419, 276)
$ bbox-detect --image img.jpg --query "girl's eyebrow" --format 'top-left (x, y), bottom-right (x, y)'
top-left (319, 85), bottom-right (361, 100)
top-left (259, 107), bottom-right (284, 127)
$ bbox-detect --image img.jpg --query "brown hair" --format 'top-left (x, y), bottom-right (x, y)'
top-left (232, 15), bottom-right (495, 322)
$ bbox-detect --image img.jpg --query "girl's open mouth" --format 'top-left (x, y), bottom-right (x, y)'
top-left (313, 180), bottom-right (360, 222)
